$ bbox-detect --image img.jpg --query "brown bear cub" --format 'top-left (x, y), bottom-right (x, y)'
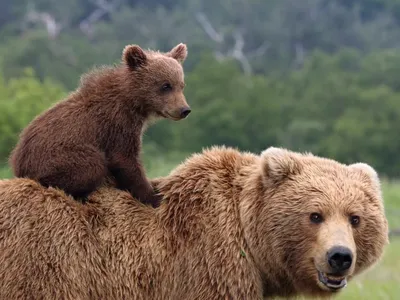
top-left (9, 43), bottom-right (190, 207)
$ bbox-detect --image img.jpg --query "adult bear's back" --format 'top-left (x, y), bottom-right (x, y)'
top-left (0, 178), bottom-right (115, 299)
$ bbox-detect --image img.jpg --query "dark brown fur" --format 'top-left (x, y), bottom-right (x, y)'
top-left (9, 43), bottom-right (190, 207)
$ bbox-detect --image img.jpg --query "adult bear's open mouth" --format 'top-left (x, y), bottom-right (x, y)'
top-left (317, 270), bottom-right (347, 291)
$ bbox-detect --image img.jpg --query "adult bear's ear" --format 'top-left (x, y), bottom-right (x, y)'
top-left (348, 162), bottom-right (382, 199)
top-left (168, 43), bottom-right (187, 63)
top-left (122, 44), bottom-right (147, 70)
top-left (260, 147), bottom-right (303, 185)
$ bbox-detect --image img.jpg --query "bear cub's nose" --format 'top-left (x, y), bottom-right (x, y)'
top-left (180, 107), bottom-right (191, 118)
top-left (327, 246), bottom-right (353, 273)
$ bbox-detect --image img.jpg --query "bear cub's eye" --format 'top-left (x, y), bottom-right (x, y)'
top-left (310, 213), bottom-right (323, 224)
top-left (350, 215), bottom-right (360, 227)
top-left (161, 83), bottom-right (172, 92)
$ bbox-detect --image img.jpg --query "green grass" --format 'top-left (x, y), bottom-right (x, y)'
top-left (0, 165), bottom-right (11, 178)
top-left (381, 180), bottom-right (400, 229)
top-left (1, 158), bottom-right (399, 299)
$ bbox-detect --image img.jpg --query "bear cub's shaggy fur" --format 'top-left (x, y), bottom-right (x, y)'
top-left (9, 43), bottom-right (190, 207)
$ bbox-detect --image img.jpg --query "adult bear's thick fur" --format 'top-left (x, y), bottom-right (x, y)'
top-left (0, 146), bottom-right (389, 299)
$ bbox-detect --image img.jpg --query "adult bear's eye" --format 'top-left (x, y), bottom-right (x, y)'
top-left (161, 83), bottom-right (172, 92)
top-left (310, 213), bottom-right (323, 224)
top-left (350, 215), bottom-right (360, 227)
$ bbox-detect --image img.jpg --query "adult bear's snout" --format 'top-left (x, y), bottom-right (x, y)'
top-left (327, 246), bottom-right (353, 273)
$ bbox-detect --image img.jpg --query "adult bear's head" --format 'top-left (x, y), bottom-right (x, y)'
top-left (240, 147), bottom-right (389, 298)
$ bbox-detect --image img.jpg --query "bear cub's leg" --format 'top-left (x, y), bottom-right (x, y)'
top-left (108, 156), bottom-right (162, 208)
top-left (35, 144), bottom-right (107, 200)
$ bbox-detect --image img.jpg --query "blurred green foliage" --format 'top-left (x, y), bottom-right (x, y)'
top-left (1, 0), bottom-right (400, 177)
top-left (0, 68), bottom-right (65, 160)
top-left (5, 50), bottom-right (400, 176)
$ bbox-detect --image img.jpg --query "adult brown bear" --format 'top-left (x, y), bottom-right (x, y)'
top-left (0, 146), bottom-right (389, 299)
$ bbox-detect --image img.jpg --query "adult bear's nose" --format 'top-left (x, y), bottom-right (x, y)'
top-left (327, 246), bottom-right (353, 273)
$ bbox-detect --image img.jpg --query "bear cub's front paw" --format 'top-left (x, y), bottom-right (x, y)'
top-left (144, 192), bottom-right (163, 208)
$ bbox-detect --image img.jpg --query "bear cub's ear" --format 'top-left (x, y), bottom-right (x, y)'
top-left (261, 147), bottom-right (303, 185)
top-left (168, 43), bottom-right (188, 63)
top-left (122, 44), bottom-right (147, 70)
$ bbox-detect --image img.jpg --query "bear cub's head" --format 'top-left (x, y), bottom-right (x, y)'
top-left (122, 43), bottom-right (191, 121)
